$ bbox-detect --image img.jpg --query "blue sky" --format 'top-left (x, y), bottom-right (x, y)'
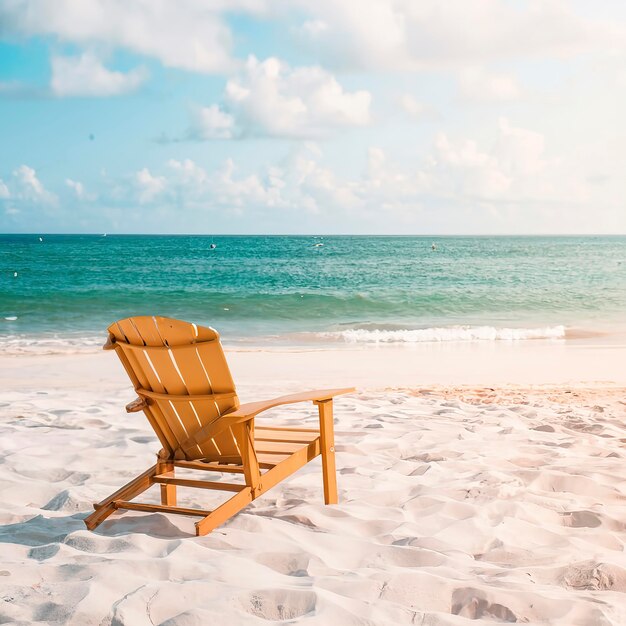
top-left (1, 1), bottom-right (625, 234)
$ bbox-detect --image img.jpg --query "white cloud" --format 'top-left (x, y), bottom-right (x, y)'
top-left (0, 179), bottom-right (9, 199)
top-left (457, 67), bottom-right (522, 102)
top-left (65, 179), bottom-right (85, 197)
top-left (429, 119), bottom-right (552, 202)
top-left (191, 56), bottom-right (371, 139)
top-left (214, 158), bottom-right (284, 209)
top-left (433, 134), bottom-right (513, 199)
top-left (299, 19), bottom-right (329, 38)
top-left (399, 94), bottom-right (427, 118)
top-left (14, 165), bottom-right (44, 196)
top-left (12, 165), bottom-right (57, 204)
top-left (164, 158), bottom-right (287, 212)
top-left (167, 158), bottom-right (208, 185)
top-left (27, 117), bottom-right (623, 232)
top-left (294, 0), bottom-right (621, 70)
top-left (0, 0), bottom-right (239, 73)
top-left (65, 178), bottom-right (96, 201)
top-left (120, 123), bottom-right (550, 216)
top-left (2, 0), bottom-right (623, 78)
top-left (494, 118), bottom-right (545, 178)
top-left (51, 53), bottom-right (147, 97)
top-left (190, 105), bottom-right (235, 140)
top-left (291, 146), bottom-right (359, 211)
top-left (135, 168), bottom-right (166, 203)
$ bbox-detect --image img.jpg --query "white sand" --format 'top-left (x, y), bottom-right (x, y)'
top-left (1, 342), bottom-right (626, 624)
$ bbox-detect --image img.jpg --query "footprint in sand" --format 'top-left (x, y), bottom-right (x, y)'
top-left (18, 467), bottom-right (73, 482)
top-left (129, 435), bottom-right (154, 443)
top-left (561, 510), bottom-right (602, 528)
top-left (28, 544), bottom-right (60, 561)
top-left (562, 561), bottom-right (626, 592)
top-left (451, 588), bottom-right (518, 622)
top-left (532, 424), bottom-right (555, 432)
top-left (255, 552), bottom-right (310, 577)
top-left (239, 589), bottom-right (317, 620)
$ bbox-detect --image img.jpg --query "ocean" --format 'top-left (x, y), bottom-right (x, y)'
top-left (1, 234), bottom-right (625, 352)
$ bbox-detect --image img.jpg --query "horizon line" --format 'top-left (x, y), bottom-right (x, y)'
top-left (2, 232), bottom-right (626, 238)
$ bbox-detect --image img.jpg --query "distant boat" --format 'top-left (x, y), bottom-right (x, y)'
top-left (431, 243), bottom-right (437, 251)
top-left (210, 243), bottom-right (217, 249)
top-left (39, 237), bottom-right (43, 242)
top-left (313, 243), bottom-right (324, 248)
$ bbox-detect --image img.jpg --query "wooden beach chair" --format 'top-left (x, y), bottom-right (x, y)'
top-left (84, 316), bottom-right (354, 536)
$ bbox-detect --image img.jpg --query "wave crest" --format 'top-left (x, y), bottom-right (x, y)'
top-left (0, 335), bottom-right (104, 356)
top-left (319, 325), bottom-right (567, 344)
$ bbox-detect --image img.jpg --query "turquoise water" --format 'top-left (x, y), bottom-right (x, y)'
top-left (1, 234), bottom-right (626, 348)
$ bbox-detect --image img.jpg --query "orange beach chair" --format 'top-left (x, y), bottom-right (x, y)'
top-left (84, 316), bottom-right (354, 536)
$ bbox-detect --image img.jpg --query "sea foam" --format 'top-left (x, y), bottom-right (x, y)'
top-left (0, 335), bottom-right (104, 356)
top-left (319, 325), bottom-right (567, 344)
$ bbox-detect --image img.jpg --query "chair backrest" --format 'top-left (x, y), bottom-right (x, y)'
top-left (106, 316), bottom-right (241, 461)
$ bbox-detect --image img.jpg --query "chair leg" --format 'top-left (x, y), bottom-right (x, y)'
top-left (195, 487), bottom-right (253, 536)
top-left (316, 399), bottom-right (338, 504)
top-left (157, 460), bottom-right (177, 506)
top-left (84, 464), bottom-right (157, 530)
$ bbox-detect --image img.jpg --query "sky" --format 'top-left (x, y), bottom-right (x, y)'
top-left (1, 0), bottom-right (626, 235)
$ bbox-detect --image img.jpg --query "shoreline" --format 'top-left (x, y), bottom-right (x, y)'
top-left (4, 339), bottom-right (625, 392)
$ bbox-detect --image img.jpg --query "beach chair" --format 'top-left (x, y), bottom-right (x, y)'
top-left (84, 316), bottom-right (354, 536)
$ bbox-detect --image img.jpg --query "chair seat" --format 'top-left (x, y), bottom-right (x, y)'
top-left (175, 426), bottom-right (321, 469)
top-left (254, 426), bottom-right (320, 466)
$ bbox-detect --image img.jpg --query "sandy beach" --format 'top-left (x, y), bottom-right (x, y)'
top-left (3, 0), bottom-right (626, 621)
top-left (1, 341), bottom-right (626, 625)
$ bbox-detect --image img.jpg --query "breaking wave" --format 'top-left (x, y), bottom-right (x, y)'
top-left (317, 325), bottom-right (568, 344)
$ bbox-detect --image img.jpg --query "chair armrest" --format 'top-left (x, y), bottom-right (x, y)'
top-left (126, 397), bottom-right (147, 413)
top-left (224, 387), bottom-right (356, 420)
top-left (176, 387), bottom-right (355, 458)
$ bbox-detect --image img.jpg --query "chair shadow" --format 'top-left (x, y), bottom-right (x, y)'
top-left (0, 513), bottom-right (85, 548)
top-left (0, 511), bottom-right (194, 551)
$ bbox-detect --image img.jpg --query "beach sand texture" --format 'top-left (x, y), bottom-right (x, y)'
top-left (1, 349), bottom-right (626, 625)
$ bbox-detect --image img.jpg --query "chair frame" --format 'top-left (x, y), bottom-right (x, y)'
top-left (83, 317), bottom-right (353, 536)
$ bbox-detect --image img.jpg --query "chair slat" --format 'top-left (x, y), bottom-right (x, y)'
top-left (153, 398), bottom-right (191, 447)
top-left (172, 401), bottom-right (211, 457)
top-left (196, 342), bottom-right (237, 393)
top-left (154, 316), bottom-right (218, 345)
top-left (112, 319), bottom-right (145, 345)
top-left (144, 348), bottom-right (188, 395)
top-left (255, 427), bottom-right (319, 443)
top-left (170, 347), bottom-right (214, 395)
top-left (153, 475), bottom-right (244, 492)
top-left (114, 500), bottom-right (210, 517)
top-left (182, 398), bottom-right (226, 459)
top-left (128, 316), bottom-right (166, 347)
top-left (174, 460), bottom-right (245, 474)
top-left (130, 347), bottom-right (167, 394)
top-left (254, 440), bottom-right (309, 454)
top-left (146, 404), bottom-right (180, 452)
top-left (256, 452), bottom-right (290, 466)
top-left (212, 427), bottom-right (241, 459)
